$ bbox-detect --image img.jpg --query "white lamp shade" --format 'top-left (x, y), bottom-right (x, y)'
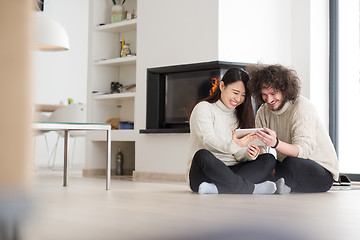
top-left (33, 13), bottom-right (70, 51)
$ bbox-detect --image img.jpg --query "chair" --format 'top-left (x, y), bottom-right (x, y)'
top-left (33, 112), bottom-right (51, 169)
top-left (48, 104), bottom-right (86, 168)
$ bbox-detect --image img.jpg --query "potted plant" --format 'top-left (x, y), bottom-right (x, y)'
top-left (111, 0), bottom-right (126, 23)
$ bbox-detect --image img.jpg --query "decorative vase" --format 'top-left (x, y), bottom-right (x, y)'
top-left (121, 44), bottom-right (131, 57)
top-left (111, 4), bottom-right (125, 23)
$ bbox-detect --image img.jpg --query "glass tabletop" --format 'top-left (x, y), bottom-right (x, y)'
top-left (33, 122), bottom-right (111, 131)
top-left (37, 121), bottom-right (109, 125)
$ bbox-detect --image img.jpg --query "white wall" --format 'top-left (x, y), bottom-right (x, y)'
top-left (290, 0), bottom-right (310, 99)
top-left (33, 0), bottom-right (89, 105)
top-left (135, 0), bottom-right (219, 176)
top-left (308, 0), bottom-right (330, 129)
top-left (32, 0), bottom-right (89, 168)
top-left (293, 0), bottom-right (330, 129)
top-left (219, 0), bottom-right (292, 65)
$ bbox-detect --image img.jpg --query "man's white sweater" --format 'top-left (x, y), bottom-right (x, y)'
top-left (255, 96), bottom-right (339, 181)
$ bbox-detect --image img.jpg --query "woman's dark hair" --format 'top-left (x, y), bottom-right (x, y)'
top-left (202, 68), bottom-right (255, 128)
top-left (247, 64), bottom-right (301, 105)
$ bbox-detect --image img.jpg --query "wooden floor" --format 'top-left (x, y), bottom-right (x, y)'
top-left (22, 170), bottom-right (360, 240)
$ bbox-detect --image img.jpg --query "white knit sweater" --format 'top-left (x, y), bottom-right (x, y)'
top-left (186, 100), bottom-right (252, 181)
top-left (255, 96), bottom-right (339, 181)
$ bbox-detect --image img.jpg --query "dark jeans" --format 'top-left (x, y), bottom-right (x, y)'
top-left (189, 149), bottom-right (276, 194)
top-left (273, 156), bottom-right (334, 193)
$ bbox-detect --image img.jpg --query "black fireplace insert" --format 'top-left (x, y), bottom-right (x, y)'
top-left (140, 61), bottom-right (248, 134)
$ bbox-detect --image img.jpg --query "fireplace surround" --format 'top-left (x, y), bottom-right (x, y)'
top-left (140, 61), bottom-right (248, 134)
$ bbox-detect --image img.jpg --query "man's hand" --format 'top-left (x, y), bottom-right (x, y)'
top-left (256, 127), bottom-right (277, 147)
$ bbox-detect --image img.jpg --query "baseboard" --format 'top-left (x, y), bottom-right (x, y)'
top-left (132, 171), bottom-right (186, 183)
top-left (82, 169), bottom-right (186, 183)
top-left (82, 168), bottom-right (133, 177)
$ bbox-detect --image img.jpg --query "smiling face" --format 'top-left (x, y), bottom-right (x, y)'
top-left (261, 86), bottom-right (284, 111)
top-left (219, 80), bottom-right (246, 109)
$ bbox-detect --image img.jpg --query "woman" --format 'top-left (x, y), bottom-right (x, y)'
top-left (187, 68), bottom-right (278, 194)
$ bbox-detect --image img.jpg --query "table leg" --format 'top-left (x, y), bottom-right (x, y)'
top-left (106, 129), bottom-right (111, 190)
top-left (63, 130), bottom-right (69, 187)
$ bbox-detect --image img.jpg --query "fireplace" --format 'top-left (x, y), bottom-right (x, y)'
top-left (140, 61), bottom-right (248, 134)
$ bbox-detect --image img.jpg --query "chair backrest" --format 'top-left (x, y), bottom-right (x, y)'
top-left (33, 112), bottom-right (51, 135)
top-left (49, 104), bottom-right (86, 123)
top-left (33, 112), bottom-right (50, 122)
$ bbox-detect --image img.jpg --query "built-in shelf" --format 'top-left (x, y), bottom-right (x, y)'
top-left (88, 129), bottom-right (136, 141)
top-left (93, 92), bottom-right (136, 100)
top-left (94, 56), bottom-right (136, 66)
top-left (94, 19), bottom-right (137, 33)
top-left (88, 0), bottom-right (137, 175)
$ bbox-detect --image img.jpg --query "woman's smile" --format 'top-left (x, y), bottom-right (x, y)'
top-left (230, 100), bottom-right (239, 107)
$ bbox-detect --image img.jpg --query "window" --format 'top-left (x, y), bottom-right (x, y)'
top-left (331, 0), bottom-right (360, 177)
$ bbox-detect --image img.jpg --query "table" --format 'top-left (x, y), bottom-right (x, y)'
top-left (33, 122), bottom-right (112, 190)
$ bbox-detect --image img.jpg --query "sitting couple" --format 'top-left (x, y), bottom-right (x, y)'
top-left (187, 65), bottom-right (339, 194)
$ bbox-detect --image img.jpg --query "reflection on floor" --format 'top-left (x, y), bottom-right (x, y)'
top-left (22, 170), bottom-right (360, 240)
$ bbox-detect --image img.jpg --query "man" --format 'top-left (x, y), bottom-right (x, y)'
top-left (248, 64), bottom-right (339, 193)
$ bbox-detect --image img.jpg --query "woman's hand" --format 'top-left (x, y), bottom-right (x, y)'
top-left (232, 130), bottom-right (256, 148)
top-left (247, 144), bottom-right (260, 159)
top-left (256, 127), bottom-right (277, 147)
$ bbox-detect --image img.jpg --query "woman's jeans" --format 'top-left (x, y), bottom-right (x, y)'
top-left (189, 149), bottom-right (276, 194)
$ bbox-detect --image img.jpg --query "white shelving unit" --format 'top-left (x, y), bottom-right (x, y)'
top-left (94, 56), bottom-right (137, 66)
top-left (93, 92), bottom-right (136, 100)
top-left (88, 0), bottom-right (137, 141)
top-left (94, 19), bottom-right (137, 33)
top-left (86, 0), bottom-right (137, 175)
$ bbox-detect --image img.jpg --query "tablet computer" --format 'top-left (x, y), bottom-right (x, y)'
top-left (235, 128), bottom-right (267, 146)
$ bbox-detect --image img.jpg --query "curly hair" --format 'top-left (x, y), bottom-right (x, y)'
top-left (247, 64), bottom-right (301, 105)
